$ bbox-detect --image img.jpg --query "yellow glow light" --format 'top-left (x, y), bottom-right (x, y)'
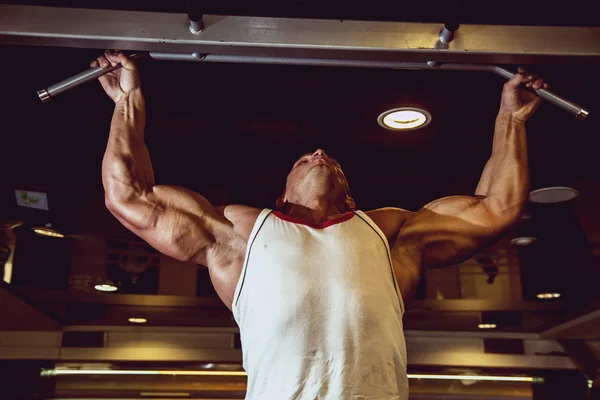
top-left (478, 323), bottom-right (497, 329)
top-left (537, 293), bottom-right (561, 299)
top-left (47, 369), bottom-right (246, 377)
top-left (409, 374), bottom-right (536, 382)
top-left (94, 284), bottom-right (118, 292)
top-left (43, 369), bottom-right (541, 383)
top-left (377, 108), bottom-right (431, 131)
top-left (128, 318), bottom-right (148, 324)
top-left (33, 228), bottom-right (65, 238)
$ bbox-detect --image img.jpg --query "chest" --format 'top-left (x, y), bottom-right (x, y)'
top-left (235, 216), bottom-right (403, 326)
top-left (259, 217), bottom-right (387, 272)
top-left (243, 216), bottom-right (396, 303)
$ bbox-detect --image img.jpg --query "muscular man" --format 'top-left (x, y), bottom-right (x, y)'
top-left (94, 51), bottom-right (547, 399)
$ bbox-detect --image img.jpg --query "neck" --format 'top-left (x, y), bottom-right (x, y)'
top-left (284, 201), bottom-right (347, 225)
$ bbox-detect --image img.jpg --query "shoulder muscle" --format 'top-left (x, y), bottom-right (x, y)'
top-left (365, 207), bottom-right (414, 244)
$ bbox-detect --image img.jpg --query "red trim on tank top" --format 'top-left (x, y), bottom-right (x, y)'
top-left (272, 210), bottom-right (354, 229)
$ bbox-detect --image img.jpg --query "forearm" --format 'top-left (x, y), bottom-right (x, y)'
top-left (102, 89), bottom-right (152, 205)
top-left (476, 112), bottom-right (530, 219)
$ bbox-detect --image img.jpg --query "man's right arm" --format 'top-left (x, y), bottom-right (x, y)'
top-left (98, 52), bottom-right (235, 266)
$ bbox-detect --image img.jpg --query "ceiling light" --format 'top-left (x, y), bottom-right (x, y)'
top-left (409, 374), bottom-right (540, 383)
top-left (94, 283), bottom-right (118, 292)
top-left (42, 369), bottom-right (542, 383)
top-left (377, 107), bottom-right (431, 131)
top-left (44, 369), bottom-right (246, 377)
top-left (33, 228), bottom-right (65, 238)
top-left (478, 323), bottom-right (497, 329)
top-left (128, 318), bottom-right (147, 324)
top-left (529, 186), bottom-right (579, 204)
top-left (510, 236), bottom-right (538, 246)
top-left (537, 292), bottom-right (561, 299)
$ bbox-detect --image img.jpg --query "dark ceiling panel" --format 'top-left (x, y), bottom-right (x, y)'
top-left (2, 0), bottom-right (600, 27)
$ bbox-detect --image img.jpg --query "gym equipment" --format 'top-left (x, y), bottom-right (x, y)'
top-left (37, 52), bottom-right (589, 120)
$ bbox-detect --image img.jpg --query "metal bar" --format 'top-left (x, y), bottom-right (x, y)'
top-left (198, 54), bottom-right (589, 119)
top-left (443, 64), bottom-right (589, 119)
top-left (439, 0), bottom-right (463, 43)
top-left (36, 51), bottom-right (589, 119)
top-left (2, 5), bottom-right (600, 65)
top-left (149, 52), bottom-right (200, 61)
top-left (186, 0), bottom-right (204, 34)
top-left (445, 0), bottom-right (463, 32)
top-left (37, 53), bottom-right (148, 103)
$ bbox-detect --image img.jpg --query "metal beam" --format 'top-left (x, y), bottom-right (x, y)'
top-left (13, 287), bottom-right (563, 311)
top-left (12, 287), bottom-right (227, 308)
top-left (58, 347), bottom-right (242, 362)
top-left (408, 352), bottom-right (576, 370)
top-left (62, 325), bottom-right (240, 333)
top-left (405, 330), bottom-right (541, 339)
top-left (0, 345), bottom-right (575, 369)
top-left (409, 299), bottom-right (563, 312)
top-left (51, 348), bottom-right (575, 368)
top-left (63, 325), bottom-right (541, 339)
top-left (540, 307), bottom-right (600, 339)
top-left (0, 284), bottom-right (63, 329)
top-left (558, 340), bottom-right (600, 380)
top-left (1, 5), bottom-right (600, 65)
top-left (0, 329), bottom-right (575, 369)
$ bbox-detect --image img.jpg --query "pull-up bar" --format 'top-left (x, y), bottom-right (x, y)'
top-left (36, 52), bottom-right (590, 120)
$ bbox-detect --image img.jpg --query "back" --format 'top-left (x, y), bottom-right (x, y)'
top-left (233, 209), bottom-right (408, 400)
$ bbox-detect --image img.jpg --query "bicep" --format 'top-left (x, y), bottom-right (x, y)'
top-left (398, 196), bottom-right (511, 269)
top-left (107, 185), bottom-right (232, 265)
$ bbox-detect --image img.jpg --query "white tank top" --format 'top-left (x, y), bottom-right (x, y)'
top-left (232, 209), bottom-right (408, 400)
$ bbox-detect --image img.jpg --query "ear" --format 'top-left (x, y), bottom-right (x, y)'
top-left (345, 196), bottom-right (356, 211)
top-left (276, 194), bottom-right (287, 211)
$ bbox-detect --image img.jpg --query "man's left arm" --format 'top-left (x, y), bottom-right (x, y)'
top-left (395, 68), bottom-right (548, 270)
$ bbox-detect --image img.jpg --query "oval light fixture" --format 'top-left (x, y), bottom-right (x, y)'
top-left (377, 107), bottom-right (432, 131)
top-left (529, 186), bottom-right (579, 204)
top-left (510, 236), bottom-right (538, 246)
top-left (478, 323), bottom-right (497, 329)
top-left (537, 292), bottom-right (561, 299)
top-left (94, 283), bottom-right (118, 292)
top-left (128, 317), bottom-right (147, 324)
top-left (32, 227), bottom-right (65, 238)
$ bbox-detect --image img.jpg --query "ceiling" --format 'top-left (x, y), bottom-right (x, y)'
top-left (0, 1), bottom-right (599, 336)
top-left (4, 0), bottom-right (600, 27)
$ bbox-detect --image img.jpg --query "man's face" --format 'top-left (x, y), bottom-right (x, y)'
top-left (283, 149), bottom-right (351, 204)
